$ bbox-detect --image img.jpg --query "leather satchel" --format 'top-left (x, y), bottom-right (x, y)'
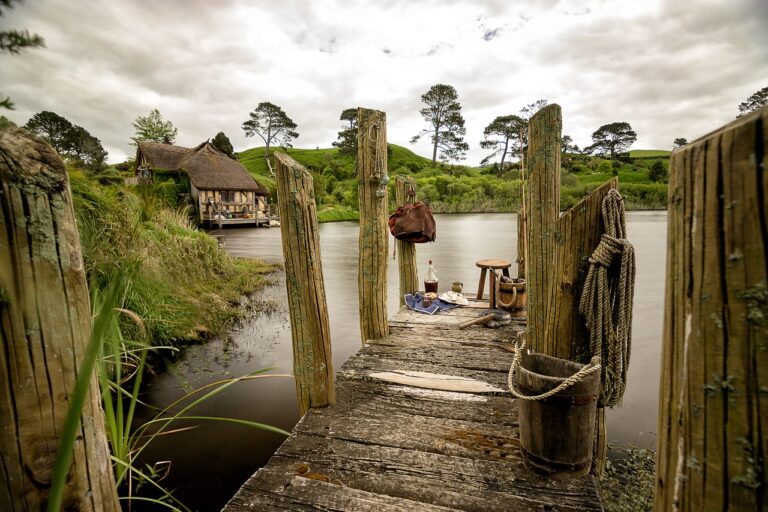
top-left (388, 202), bottom-right (436, 243)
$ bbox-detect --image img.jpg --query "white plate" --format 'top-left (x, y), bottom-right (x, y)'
top-left (439, 291), bottom-right (469, 306)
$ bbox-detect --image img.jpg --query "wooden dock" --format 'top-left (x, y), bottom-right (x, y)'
top-left (224, 301), bottom-right (604, 511)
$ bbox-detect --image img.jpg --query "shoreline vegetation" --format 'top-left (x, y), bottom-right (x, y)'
top-left (236, 145), bottom-right (670, 222)
top-left (69, 165), bottom-right (278, 349)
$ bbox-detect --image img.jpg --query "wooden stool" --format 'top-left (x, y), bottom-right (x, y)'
top-left (476, 258), bottom-right (512, 308)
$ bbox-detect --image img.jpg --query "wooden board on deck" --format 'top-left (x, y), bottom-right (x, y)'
top-left (224, 305), bottom-right (603, 511)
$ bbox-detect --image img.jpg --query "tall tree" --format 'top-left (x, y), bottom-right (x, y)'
top-left (586, 122), bottom-right (637, 160)
top-left (67, 125), bottom-right (108, 170)
top-left (332, 108), bottom-right (358, 154)
top-left (479, 114), bottom-right (525, 168)
top-left (1, 0), bottom-right (45, 109)
top-left (242, 101), bottom-right (299, 161)
top-left (411, 84), bottom-right (469, 167)
top-left (673, 137), bottom-right (688, 149)
top-left (24, 111), bottom-right (107, 170)
top-left (211, 131), bottom-right (235, 158)
top-left (132, 109), bottom-right (177, 145)
top-left (24, 110), bottom-right (74, 153)
top-left (561, 134), bottom-right (579, 154)
top-left (737, 85), bottom-right (767, 117)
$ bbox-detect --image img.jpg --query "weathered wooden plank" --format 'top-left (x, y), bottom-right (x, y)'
top-left (388, 324), bottom-right (523, 344)
top-left (226, 468), bottom-right (458, 511)
top-left (262, 435), bottom-right (602, 512)
top-left (274, 152), bottom-right (335, 415)
top-left (361, 337), bottom-right (516, 372)
top-left (328, 380), bottom-right (517, 426)
top-left (294, 389), bottom-right (518, 462)
top-left (368, 371), bottom-right (505, 393)
top-left (357, 108), bottom-right (389, 343)
top-left (338, 352), bottom-right (511, 393)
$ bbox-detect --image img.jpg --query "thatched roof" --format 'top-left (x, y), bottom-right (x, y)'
top-left (136, 141), bottom-right (266, 193)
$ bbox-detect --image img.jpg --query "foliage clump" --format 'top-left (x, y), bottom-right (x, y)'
top-left (601, 444), bottom-right (656, 512)
top-left (69, 168), bottom-right (275, 345)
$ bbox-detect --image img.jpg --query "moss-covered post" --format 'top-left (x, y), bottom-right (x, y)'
top-left (274, 152), bottom-right (335, 415)
top-left (357, 108), bottom-right (389, 342)
top-left (517, 127), bottom-right (527, 280)
top-left (395, 175), bottom-right (418, 306)
top-left (656, 107), bottom-right (767, 511)
top-left (526, 104), bottom-right (561, 352)
top-left (0, 128), bottom-right (120, 511)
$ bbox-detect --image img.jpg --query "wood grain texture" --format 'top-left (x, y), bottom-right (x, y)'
top-left (655, 106), bottom-right (768, 511)
top-left (543, 178), bottom-right (618, 475)
top-left (275, 152), bottom-right (335, 415)
top-left (224, 307), bottom-right (603, 511)
top-left (526, 104), bottom-right (561, 353)
top-left (357, 108), bottom-right (389, 342)
top-left (395, 176), bottom-right (418, 305)
top-left (0, 128), bottom-right (119, 511)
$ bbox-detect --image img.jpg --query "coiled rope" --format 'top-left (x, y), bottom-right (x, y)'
top-left (578, 189), bottom-right (636, 407)
top-left (508, 338), bottom-right (601, 401)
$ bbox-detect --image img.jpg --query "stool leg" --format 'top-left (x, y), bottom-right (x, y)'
top-left (490, 270), bottom-right (496, 309)
top-left (477, 268), bottom-right (487, 300)
top-left (502, 267), bottom-right (510, 278)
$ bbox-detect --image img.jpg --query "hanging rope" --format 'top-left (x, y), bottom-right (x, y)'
top-left (578, 189), bottom-right (636, 407)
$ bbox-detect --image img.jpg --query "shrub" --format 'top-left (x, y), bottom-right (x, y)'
top-left (597, 160), bottom-right (612, 174)
top-left (649, 160), bottom-right (667, 182)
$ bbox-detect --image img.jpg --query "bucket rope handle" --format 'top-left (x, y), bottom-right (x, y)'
top-left (508, 338), bottom-right (601, 401)
top-left (495, 274), bottom-right (518, 309)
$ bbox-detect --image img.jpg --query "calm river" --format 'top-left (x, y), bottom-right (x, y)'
top-left (136, 211), bottom-right (666, 510)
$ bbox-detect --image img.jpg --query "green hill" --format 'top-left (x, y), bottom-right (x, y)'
top-left (237, 144), bottom-right (670, 221)
top-left (629, 149), bottom-right (672, 158)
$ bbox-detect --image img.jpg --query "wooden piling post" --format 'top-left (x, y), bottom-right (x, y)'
top-left (395, 176), bottom-right (419, 306)
top-left (357, 108), bottom-right (389, 342)
top-left (274, 152), bottom-right (335, 415)
top-left (656, 107), bottom-right (768, 511)
top-left (526, 104), bottom-right (561, 352)
top-left (0, 128), bottom-right (120, 511)
top-left (544, 178), bottom-right (618, 475)
top-left (517, 129), bottom-right (528, 280)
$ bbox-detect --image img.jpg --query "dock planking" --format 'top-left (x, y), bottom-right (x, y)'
top-left (224, 300), bottom-right (603, 511)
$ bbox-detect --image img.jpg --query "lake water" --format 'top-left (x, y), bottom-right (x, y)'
top-left (136, 211), bottom-right (666, 510)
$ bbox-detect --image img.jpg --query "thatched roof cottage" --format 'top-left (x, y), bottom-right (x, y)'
top-left (135, 141), bottom-right (269, 226)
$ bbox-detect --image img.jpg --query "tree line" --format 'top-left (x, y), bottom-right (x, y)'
top-left (16, 83), bottom-right (768, 173)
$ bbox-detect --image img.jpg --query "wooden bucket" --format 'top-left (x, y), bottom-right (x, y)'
top-left (496, 278), bottom-right (526, 315)
top-left (513, 350), bottom-right (600, 478)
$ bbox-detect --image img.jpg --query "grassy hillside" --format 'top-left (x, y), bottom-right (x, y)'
top-left (237, 144), bottom-right (670, 220)
top-left (69, 167), bottom-right (276, 345)
top-left (629, 149), bottom-right (672, 158)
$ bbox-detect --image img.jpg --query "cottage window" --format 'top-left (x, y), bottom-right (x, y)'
top-left (221, 191), bottom-right (235, 203)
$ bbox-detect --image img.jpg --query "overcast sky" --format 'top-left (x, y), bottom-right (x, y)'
top-left (2, 0), bottom-right (767, 164)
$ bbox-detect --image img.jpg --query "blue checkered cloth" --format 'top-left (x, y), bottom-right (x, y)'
top-left (404, 293), bottom-right (462, 315)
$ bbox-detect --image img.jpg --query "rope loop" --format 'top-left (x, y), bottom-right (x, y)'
top-left (508, 338), bottom-right (601, 401)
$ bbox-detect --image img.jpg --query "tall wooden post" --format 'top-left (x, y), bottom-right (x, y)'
top-left (656, 107), bottom-right (768, 511)
top-left (357, 108), bottom-right (389, 342)
top-left (0, 128), bottom-right (120, 511)
top-left (395, 176), bottom-right (418, 306)
top-left (274, 152), bottom-right (335, 415)
top-left (517, 128), bottom-right (527, 279)
top-left (526, 104), bottom-right (561, 352)
top-left (544, 178), bottom-right (618, 475)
